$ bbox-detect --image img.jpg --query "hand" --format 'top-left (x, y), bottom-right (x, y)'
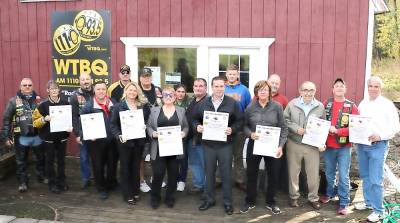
top-left (152, 131), bottom-right (158, 138)
top-left (250, 132), bottom-right (260, 140)
top-left (5, 139), bottom-right (13, 147)
top-left (119, 135), bottom-right (127, 143)
top-left (197, 125), bottom-right (204, 133)
top-left (66, 127), bottom-right (73, 133)
top-left (181, 131), bottom-right (185, 138)
top-left (297, 128), bottom-right (306, 136)
top-left (329, 126), bottom-right (337, 134)
top-left (318, 145), bottom-right (326, 152)
top-left (225, 127), bottom-right (232, 136)
top-left (276, 147), bottom-right (283, 158)
top-left (368, 134), bottom-right (381, 143)
top-left (76, 137), bottom-right (82, 145)
top-left (44, 115), bottom-right (51, 122)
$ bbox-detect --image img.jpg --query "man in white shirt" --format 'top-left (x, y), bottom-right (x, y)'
top-left (354, 76), bottom-right (400, 222)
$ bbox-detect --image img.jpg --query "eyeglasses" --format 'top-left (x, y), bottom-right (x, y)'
top-left (258, 88), bottom-right (269, 93)
top-left (22, 84), bottom-right (32, 87)
top-left (302, 88), bottom-right (315, 93)
top-left (49, 88), bottom-right (59, 91)
top-left (162, 93), bottom-right (175, 98)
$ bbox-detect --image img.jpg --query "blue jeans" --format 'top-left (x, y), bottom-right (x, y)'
top-left (324, 147), bottom-right (351, 207)
top-left (357, 141), bottom-right (388, 215)
top-left (79, 143), bottom-right (91, 183)
top-left (187, 139), bottom-right (205, 189)
top-left (19, 135), bottom-right (42, 147)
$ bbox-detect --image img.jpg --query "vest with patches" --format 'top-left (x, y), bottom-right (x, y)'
top-left (325, 98), bottom-right (353, 145)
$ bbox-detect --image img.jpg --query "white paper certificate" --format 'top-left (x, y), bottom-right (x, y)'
top-left (202, 111), bottom-right (229, 142)
top-left (80, 113), bottom-right (107, 140)
top-left (253, 125), bottom-right (281, 158)
top-left (49, 105), bottom-right (72, 133)
top-left (120, 109), bottom-right (146, 140)
top-left (349, 114), bottom-right (372, 145)
top-left (302, 116), bottom-right (330, 148)
top-left (157, 125), bottom-right (183, 157)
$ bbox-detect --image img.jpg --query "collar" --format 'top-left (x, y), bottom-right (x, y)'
top-left (225, 82), bottom-right (241, 88)
top-left (49, 96), bottom-right (60, 104)
top-left (211, 94), bottom-right (224, 102)
top-left (300, 96), bottom-right (315, 106)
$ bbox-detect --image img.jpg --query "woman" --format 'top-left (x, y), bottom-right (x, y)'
top-left (110, 82), bottom-right (151, 205)
top-left (146, 86), bottom-right (189, 209)
top-left (240, 80), bottom-right (288, 215)
top-left (32, 80), bottom-right (70, 194)
top-left (80, 81), bottom-right (117, 200)
top-left (174, 84), bottom-right (190, 192)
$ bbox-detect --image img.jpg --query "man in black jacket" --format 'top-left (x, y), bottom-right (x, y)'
top-left (193, 76), bottom-right (243, 215)
top-left (1, 78), bottom-right (45, 192)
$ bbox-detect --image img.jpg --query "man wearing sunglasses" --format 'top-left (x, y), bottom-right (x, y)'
top-left (108, 64), bottom-right (131, 103)
top-left (1, 78), bottom-right (45, 193)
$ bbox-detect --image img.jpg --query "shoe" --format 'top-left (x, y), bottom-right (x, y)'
top-left (309, 201), bottom-right (320, 210)
top-left (187, 186), bottom-right (203, 195)
top-left (367, 212), bottom-right (385, 222)
top-left (240, 203), bottom-right (255, 214)
top-left (198, 201), bottom-right (215, 211)
top-left (58, 183), bottom-right (69, 192)
top-left (177, 181), bottom-right (185, 192)
top-left (354, 202), bottom-right (373, 210)
top-left (289, 199), bottom-right (299, 207)
top-left (127, 198), bottom-right (136, 205)
top-left (337, 206), bottom-right (348, 215)
top-left (224, 205), bottom-right (234, 215)
top-left (81, 180), bottom-right (91, 190)
top-left (49, 185), bottom-right (60, 194)
top-left (235, 182), bottom-right (246, 192)
top-left (266, 204), bottom-right (281, 214)
top-left (99, 191), bottom-right (108, 200)
top-left (140, 181), bottom-right (151, 193)
top-left (165, 199), bottom-right (175, 208)
top-left (162, 181), bottom-right (167, 188)
top-left (133, 195), bottom-right (140, 202)
top-left (151, 200), bottom-right (160, 209)
top-left (319, 195), bottom-right (330, 204)
top-left (37, 176), bottom-right (48, 184)
top-left (18, 183), bottom-right (27, 193)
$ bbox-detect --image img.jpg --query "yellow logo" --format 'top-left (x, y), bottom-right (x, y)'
top-left (74, 10), bottom-right (104, 42)
top-left (53, 24), bottom-right (81, 56)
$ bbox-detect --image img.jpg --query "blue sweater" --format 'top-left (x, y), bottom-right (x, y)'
top-left (224, 83), bottom-right (251, 112)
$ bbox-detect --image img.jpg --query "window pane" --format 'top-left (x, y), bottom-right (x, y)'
top-left (240, 55), bottom-right (249, 71)
top-left (240, 71), bottom-right (249, 88)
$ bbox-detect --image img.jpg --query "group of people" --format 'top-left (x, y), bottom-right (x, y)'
top-left (1, 63), bottom-right (399, 222)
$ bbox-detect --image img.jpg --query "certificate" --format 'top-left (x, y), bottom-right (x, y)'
top-left (202, 111), bottom-right (229, 142)
top-left (120, 109), bottom-right (146, 140)
top-left (253, 125), bottom-right (281, 158)
top-left (349, 114), bottom-right (372, 145)
top-left (49, 105), bottom-right (72, 133)
top-left (157, 125), bottom-right (183, 157)
top-left (80, 113), bottom-right (107, 140)
top-left (302, 116), bottom-right (330, 148)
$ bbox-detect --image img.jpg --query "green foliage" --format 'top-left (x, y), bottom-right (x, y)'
top-left (372, 58), bottom-right (400, 101)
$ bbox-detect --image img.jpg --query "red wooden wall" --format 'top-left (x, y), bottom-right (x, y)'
top-left (0, 0), bottom-right (370, 155)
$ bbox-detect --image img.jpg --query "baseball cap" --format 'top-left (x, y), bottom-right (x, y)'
top-left (333, 78), bottom-right (345, 85)
top-left (120, 64), bottom-right (130, 73)
top-left (139, 68), bottom-right (152, 76)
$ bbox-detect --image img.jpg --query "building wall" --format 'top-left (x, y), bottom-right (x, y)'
top-left (0, 0), bottom-right (369, 155)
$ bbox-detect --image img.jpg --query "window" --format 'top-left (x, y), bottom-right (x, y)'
top-left (218, 54), bottom-right (249, 88)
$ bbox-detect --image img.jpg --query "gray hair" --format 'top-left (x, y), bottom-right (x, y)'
top-left (367, 76), bottom-right (384, 88)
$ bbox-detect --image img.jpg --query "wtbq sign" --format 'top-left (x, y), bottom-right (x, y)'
top-left (52, 10), bottom-right (111, 97)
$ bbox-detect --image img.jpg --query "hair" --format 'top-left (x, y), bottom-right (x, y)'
top-left (368, 76), bottom-right (384, 88)
top-left (46, 80), bottom-right (59, 89)
top-left (121, 81), bottom-right (148, 106)
top-left (93, 80), bottom-right (107, 88)
top-left (194, 78), bottom-right (207, 87)
top-left (174, 84), bottom-right (187, 92)
top-left (162, 86), bottom-right (175, 93)
top-left (254, 80), bottom-right (272, 101)
top-left (226, 64), bottom-right (239, 72)
top-left (211, 76), bottom-right (226, 86)
top-left (299, 81), bottom-right (316, 92)
top-left (79, 72), bottom-right (91, 80)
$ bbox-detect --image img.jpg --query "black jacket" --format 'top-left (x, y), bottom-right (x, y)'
top-left (70, 88), bottom-right (94, 137)
top-left (192, 95), bottom-right (243, 148)
top-left (186, 95), bottom-right (207, 143)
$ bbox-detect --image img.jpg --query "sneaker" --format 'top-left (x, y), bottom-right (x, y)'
top-left (337, 206), bottom-right (348, 215)
top-left (319, 195), bottom-right (330, 204)
top-left (177, 181), bottom-right (185, 192)
top-left (140, 181), bottom-right (151, 193)
top-left (367, 212), bottom-right (384, 222)
top-left (266, 204), bottom-right (281, 214)
top-left (354, 202), bottom-right (373, 210)
top-left (240, 203), bottom-right (255, 214)
top-left (18, 183), bottom-right (27, 193)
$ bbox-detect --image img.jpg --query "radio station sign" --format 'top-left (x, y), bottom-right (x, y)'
top-left (52, 10), bottom-right (111, 97)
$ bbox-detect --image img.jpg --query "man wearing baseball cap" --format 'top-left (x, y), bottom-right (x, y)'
top-left (108, 65), bottom-right (131, 102)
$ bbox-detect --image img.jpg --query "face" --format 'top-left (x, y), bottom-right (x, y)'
top-left (332, 82), bottom-right (346, 98)
top-left (94, 83), bottom-right (107, 100)
top-left (139, 74), bottom-right (152, 86)
top-left (119, 70), bottom-right (131, 82)
top-left (268, 75), bottom-right (281, 94)
top-left (47, 85), bottom-right (60, 98)
top-left (212, 79), bottom-right (225, 98)
top-left (193, 80), bottom-right (207, 98)
top-left (125, 85), bottom-right (138, 100)
top-left (367, 79), bottom-right (382, 100)
top-left (80, 73), bottom-right (92, 90)
top-left (226, 69), bottom-right (239, 84)
top-left (162, 90), bottom-right (175, 105)
top-left (175, 87), bottom-right (186, 101)
top-left (300, 82), bottom-right (316, 103)
top-left (257, 85), bottom-right (270, 101)
top-left (20, 79), bottom-right (33, 95)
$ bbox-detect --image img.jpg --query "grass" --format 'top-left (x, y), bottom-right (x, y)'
top-left (0, 201), bottom-right (55, 220)
top-left (372, 58), bottom-right (400, 101)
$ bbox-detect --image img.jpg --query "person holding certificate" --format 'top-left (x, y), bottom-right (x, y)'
top-left (80, 81), bottom-right (117, 200)
top-left (239, 80), bottom-right (288, 215)
top-left (146, 86), bottom-right (188, 209)
top-left (283, 81), bottom-right (325, 210)
top-left (110, 82), bottom-right (151, 205)
top-left (32, 80), bottom-right (71, 194)
top-left (193, 76), bottom-right (243, 215)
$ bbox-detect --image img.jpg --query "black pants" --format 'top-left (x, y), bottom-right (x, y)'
top-left (15, 136), bottom-right (45, 184)
top-left (44, 140), bottom-right (67, 187)
top-left (118, 141), bottom-right (143, 201)
top-left (87, 139), bottom-right (118, 192)
top-left (245, 140), bottom-right (281, 205)
top-left (151, 154), bottom-right (179, 203)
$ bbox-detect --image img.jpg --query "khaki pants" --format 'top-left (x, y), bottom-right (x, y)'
top-left (286, 138), bottom-right (320, 202)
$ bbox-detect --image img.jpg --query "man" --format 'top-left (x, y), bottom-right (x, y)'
top-left (320, 78), bottom-right (359, 215)
top-left (354, 76), bottom-right (400, 222)
top-left (186, 78), bottom-right (208, 194)
top-left (268, 74), bottom-right (288, 109)
top-left (1, 78), bottom-right (45, 192)
top-left (70, 72), bottom-right (94, 189)
top-left (194, 76), bottom-right (243, 215)
top-left (108, 64), bottom-right (131, 102)
top-left (283, 81), bottom-right (325, 210)
top-left (224, 64), bottom-right (251, 190)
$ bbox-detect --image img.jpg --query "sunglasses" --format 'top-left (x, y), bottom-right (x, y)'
top-left (121, 71), bottom-right (130, 75)
top-left (22, 84), bottom-right (32, 87)
top-left (162, 93), bottom-right (175, 98)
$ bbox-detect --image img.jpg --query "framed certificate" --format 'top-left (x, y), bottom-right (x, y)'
top-left (253, 125), bottom-right (281, 158)
top-left (49, 105), bottom-right (72, 132)
top-left (157, 125), bottom-right (183, 157)
top-left (80, 113), bottom-right (107, 140)
top-left (120, 109), bottom-right (146, 140)
top-left (202, 111), bottom-right (229, 142)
